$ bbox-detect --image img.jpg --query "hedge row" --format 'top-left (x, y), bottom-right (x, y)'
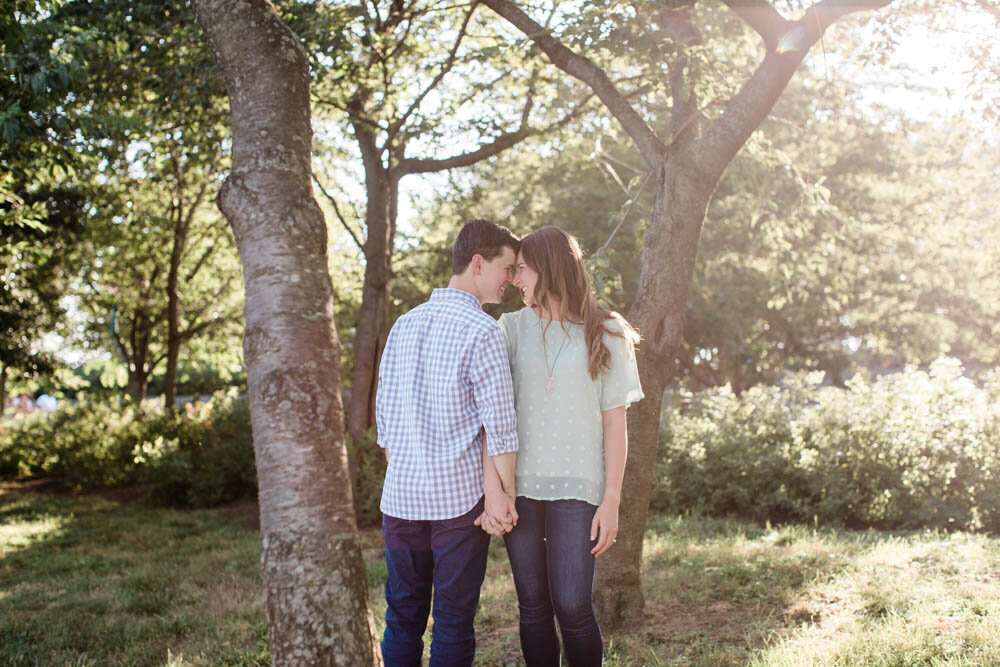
top-left (653, 359), bottom-right (1000, 532)
top-left (0, 390), bottom-right (256, 508)
top-left (4, 359), bottom-right (998, 532)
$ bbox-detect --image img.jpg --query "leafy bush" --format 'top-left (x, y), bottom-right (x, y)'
top-left (0, 390), bottom-right (256, 508)
top-left (654, 359), bottom-right (1000, 532)
top-left (135, 394), bottom-right (256, 508)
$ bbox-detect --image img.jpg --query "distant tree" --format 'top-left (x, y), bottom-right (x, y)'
top-left (306, 0), bottom-right (592, 443)
top-left (4, 1), bottom-right (244, 405)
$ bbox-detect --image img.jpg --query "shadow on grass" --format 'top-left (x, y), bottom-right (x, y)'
top-left (6, 484), bottom-right (996, 666)
top-left (0, 486), bottom-right (267, 666)
top-left (602, 514), bottom-right (878, 664)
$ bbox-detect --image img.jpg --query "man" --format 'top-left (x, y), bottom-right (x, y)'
top-left (376, 219), bottom-right (520, 666)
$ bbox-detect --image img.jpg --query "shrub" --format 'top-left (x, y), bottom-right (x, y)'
top-left (0, 390), bottom-right (256, 508)
top-left (0, 400), bottom-right (145, 487)
top-left (135, 393), bottom-right (256, 508)
top-left (654, 359), bottom-right (1000, 532)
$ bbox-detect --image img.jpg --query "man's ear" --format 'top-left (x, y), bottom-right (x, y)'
top-left (471, 254), bottom-right (484, 275)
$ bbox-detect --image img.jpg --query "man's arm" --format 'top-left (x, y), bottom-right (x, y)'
top-left (469, 328), bottom-right (519, 458)
top-left (469, 327), bottom-right (520, 534)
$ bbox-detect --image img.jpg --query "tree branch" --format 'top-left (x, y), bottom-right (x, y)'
top-left (396, 90), bottom-right (593, 175)
top-left (384, 1), bottom-right (479, 150)
top-left (480, 0), bottom-right (666, 166)
top-left (658, 5), bottom-right (703, 149)
top-left (184, 241), bottom-right (217, 283)
top-left (695, 0), bottom-right (894, 181)
top-left (312, 174), bottom-right (366, 252)
top-left (721, 0), bottom-right (789, 51)
top-left (396, 128), bottom-right (528, 174)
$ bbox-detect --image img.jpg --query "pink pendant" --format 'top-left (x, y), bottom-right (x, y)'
top-left (545, 376), bottom-right (555, 393)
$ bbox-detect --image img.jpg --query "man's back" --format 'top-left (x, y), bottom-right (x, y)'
top-left (376, 288), bottom-right (517, 520)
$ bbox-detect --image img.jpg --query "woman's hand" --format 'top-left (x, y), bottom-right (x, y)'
top-left (590, 496), bottom-right (620, 557)
top-left (475, 491), bottom-right (518, 535)
top-left (474, 510), bottom-right (505, 536)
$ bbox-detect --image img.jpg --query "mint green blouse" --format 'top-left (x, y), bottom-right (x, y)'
top-left (498, 308), bottom-right (644, 505)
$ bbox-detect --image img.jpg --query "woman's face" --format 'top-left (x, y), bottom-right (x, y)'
top-left (512, 251), bottom-right (539, 308)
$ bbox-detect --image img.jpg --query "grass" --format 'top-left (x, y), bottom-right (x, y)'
top-left (2, 485), bottom-right (999, 665)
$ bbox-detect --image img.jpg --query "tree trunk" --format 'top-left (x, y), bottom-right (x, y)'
top-left (0, 364), bottom-right (7, 415)
top-left (594, 355), bottom-right (667, 625)
top-left (345, 115), bottom-right (397, 445)
top-left (126, 318), bottom-right (152, 402)
top-left (193, 1), bottom-right (381, 665)
top-left (164, 230), bottom-right (185, 411)
top-left (595, 163), bottom-right (714, 628)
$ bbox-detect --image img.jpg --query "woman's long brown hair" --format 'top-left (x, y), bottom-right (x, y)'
top-left (519, 226), bottom-right (639, 380)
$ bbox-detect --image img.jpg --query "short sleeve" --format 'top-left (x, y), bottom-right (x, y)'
top-left (498, 312), bottom-right (517, 363)
top-left (600, 329), bottom-right (644, 411)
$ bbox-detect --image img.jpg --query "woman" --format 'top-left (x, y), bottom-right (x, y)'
top-left (480, 226), bottom-right (643, 666)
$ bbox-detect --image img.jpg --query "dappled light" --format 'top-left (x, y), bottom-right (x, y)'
top-left (3, 0), bottom-right (998, 663)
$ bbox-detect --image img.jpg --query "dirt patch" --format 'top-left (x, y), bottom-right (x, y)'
top-left (0, 477), bottom-right (66, 497)
top-left (784, 600), bottom-right (823, 624)
top-left (220, 497), bottom-right (260, 531)
top-left (640, 598), bottom-right (782, 645)
top-left (0, 477), bottom-right (146, 505)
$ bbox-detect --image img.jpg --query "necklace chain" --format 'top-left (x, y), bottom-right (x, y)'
top-left (542, 326), bottom-right (570, 394)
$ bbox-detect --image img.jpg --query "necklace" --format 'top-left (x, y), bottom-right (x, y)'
top-left (542, 330), bottom-right (570, 394)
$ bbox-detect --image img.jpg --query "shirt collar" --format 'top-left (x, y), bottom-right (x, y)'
top-left (430, 288), bottom-right (482, 309)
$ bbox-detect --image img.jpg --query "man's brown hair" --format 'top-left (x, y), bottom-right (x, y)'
top-left (452, 219), bottom-right (520, 275)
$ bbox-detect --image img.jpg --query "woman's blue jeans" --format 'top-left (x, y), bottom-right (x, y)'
top-left (503, 497), bottom-right (603, 666)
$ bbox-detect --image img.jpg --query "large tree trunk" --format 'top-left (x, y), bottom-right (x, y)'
top-left (193, 1), bottom-right (381, 664)
top-left (595, 164), bottom-right (714, 627)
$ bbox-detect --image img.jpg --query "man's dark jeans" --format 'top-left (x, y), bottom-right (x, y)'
top-left (381, 497), bottom-right (489, 667)
top-left (503, 497), bottom-right (603, 666)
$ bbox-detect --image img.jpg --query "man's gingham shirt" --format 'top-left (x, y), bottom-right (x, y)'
top-left (376, 288), bottom-right (518, 520)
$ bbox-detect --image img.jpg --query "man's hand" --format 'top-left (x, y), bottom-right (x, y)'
top-left (474, 491), bottom-right (518, 535)
top-left (474, 511), bottom-right (505, 536)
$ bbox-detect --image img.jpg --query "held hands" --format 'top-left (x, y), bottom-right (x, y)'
top-left (474, 491), bottom-right (518, 536)
top-left (590, 496), bottom-right (620, 557)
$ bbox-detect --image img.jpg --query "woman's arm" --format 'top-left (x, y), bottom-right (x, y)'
top-left (477, 435), bottom-right (518, 534)
top-left (591, 405), bottom-right (627, 556)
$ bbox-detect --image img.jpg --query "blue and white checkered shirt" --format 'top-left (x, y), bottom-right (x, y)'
top-left (376, 288), bottom-right (519, 520)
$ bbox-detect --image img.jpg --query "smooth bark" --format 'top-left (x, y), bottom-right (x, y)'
top-left (193, 1), bottom-right (381, 664)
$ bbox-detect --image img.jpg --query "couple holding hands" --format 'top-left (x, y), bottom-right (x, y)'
top-left (376, 219), bottom-right (643, 666)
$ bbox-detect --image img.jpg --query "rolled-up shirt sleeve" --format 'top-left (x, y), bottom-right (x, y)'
top-left (469, 326), bottom-right (519, 456)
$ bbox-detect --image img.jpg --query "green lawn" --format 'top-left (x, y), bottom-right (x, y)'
top-left (2, 485), bottom-right (999, 665)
